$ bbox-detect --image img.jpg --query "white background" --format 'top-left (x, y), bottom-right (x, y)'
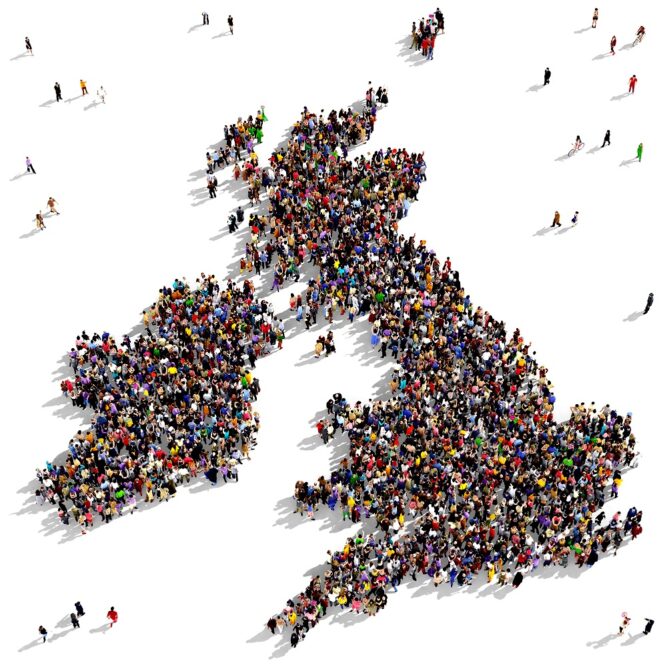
top-left (1, 0), bottom-right (665, 663)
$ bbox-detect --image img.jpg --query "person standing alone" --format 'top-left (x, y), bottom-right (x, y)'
top-left (70, 613), bottom-right (80, 629)
top-left (228, 15), bottom-right (234, 34)
top-left (25, 36), bottom-right (33, 54)
top-left (610, 35), bottom-right (616, 55)
top-left (602, 129), bottom-right (610, 147)
top-left (26, 156), bottom-right (36, 174)
top-left (202, 11), bottom-right (209, 25)
top-left (628, 74), bottom-right (637, 94)
top-left (592, 8), bottom-right (599, 28)
top-left (551, 210), bottom-right (561, 228)
top-left (80, 79), bottom-right (88, 95)
top-left (643, 293), bottom-right (654, 314)
top-left (543, 67), bottom-right (551, 85)
top-left (106, 606), bottom-right (118, 628)
top-left (636, 142), bottom-right (643, 162)
top-left (54, 81), bottom-right (62, 102)
top-left (38, 625), bottom-right (47, 643)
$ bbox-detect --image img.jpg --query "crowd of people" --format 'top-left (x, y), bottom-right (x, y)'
top-left (37, 274), bottom-right (285, 533)
top-left (204, 108), bottom-right (267, 199)
top-left (237, 101), bottom-right (642, 647)
top-left (409, 8), bottom-right (444, 60)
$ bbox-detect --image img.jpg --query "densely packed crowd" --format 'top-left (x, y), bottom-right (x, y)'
top-left (235, 104), bottom-right (641, 646)
top-left (410, 8), bottom-right (444, 60)
top-left (37, 275), bottom-right (284, 532)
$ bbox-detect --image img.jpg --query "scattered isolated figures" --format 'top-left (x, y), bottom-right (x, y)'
top-left (643, 292), bottom-right (654, 315)
top-left (228, 14), bottom-right (234, 35)
top-left (106, 606), bottom-right (118, 628)
top-left (239, 103), bottom-right (641, 645)
top-left (543, 67), bottom-right (551, 86)
top-left (610, 35), bottom-right (617, 55)
top-left (551, 210), bottom-right (561, 227)
top-left (592, 8), bottom-right (599, 28)
top-left (26, 156), bottom-right (36, 174)
top-left (644, 618), bottom-right (655, 635)
top-left (25, 36), bottom-right (33, 55)
top-left (202, 11), bottom-right (209, 25)
top-left (602, 129), bottom-right (611, 147)
top-left (38, 625), bottom-right (47, 643)
top-left (619, 612), bottom-right (631, 635)
top-left (75, 601), bottom-right (85, 617)
top-left (35, 275), bottom-right (284, 532)
top-left (54, 81), bottom-right (62, 102)
top-left (47, 197), bottom-right (60, 215)
top-left (80, 79), bottom-right (88, 95)
top-left (571, 211), bottom-right (579, 225)
top-left (70, 613), bottom-right (80, 629)
top-left (636, 142), bottom-right (643, 163)
top-left (628, 74), bottom-right (637, 94)
top-left (634, 25), bottom-right (645, 46)
top-left (97, 86), bottom-right (106, 104)
top-left (35, 211), bottom-right (45, 231)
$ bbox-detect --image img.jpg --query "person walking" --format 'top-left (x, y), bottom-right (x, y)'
top-left (628, 74), bottom-right (637, 94)
top-left (643, 292), bottom-right (654, 314)
top-left (551, 210), bottom-right (561, 228)
top-left (25, 36), bottom-right (33, 55)
top-left (543, 67), bottom-right (551, 85)
top-left (227, 15), bottom-right (234, 34)
top-left (38, 625), bottom-right (48, 643)
top-left (202, 11), bottom-right (209, 25)
top-left (75, 601), bottom-right (85, 617)
top-left (592, 8), bottom-right (599, 28)
top-left (70, 613), bottom-right (80, 629)
top-left (636, 142), bottom-right (643, 162)
top-left (602, 129), bottom-right (610, 147)
top-left (26, 156), bottom-right (36, 174)
top-left (80, 79), bottom-right (88, 95)
top-left (35, 211), bottom-right (46, 230)
top-left (47, 196), bottom-right (60, 215)
top-left (54, 81), bottom-right (62, 102)
top-left (571, 211), bottom-right (579, 225)
top-left (106, 606), bottom-right (118, 628)
top-left (610, 35), bottom-right (616, 55)
top-left (97, 86), bottom-right (106, 104)
top-left (643, 619), bottom-right (655, 635)
top-left (618, 612), bottom-right (631, 635)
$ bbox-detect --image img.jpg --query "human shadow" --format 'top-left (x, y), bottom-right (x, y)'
top-left (586, 632), bottom-right (616, 649)
top-left (526, 84), bottom-right (545, 93)
top-left (555, 225), bottom-right (575, 235)
top-left (17, 637), bottom-right (44, 652)
top-left (50, 627), bottom-right (75, 642)
top-left (533, 227), bottom-right (555, 237)
top-left (611, 92), bottom-right (630, 102)
top-left (10, 52), bottom-right (29, 61)
top-left (19, 229), bottom-right (41, 240)
top-left (619, 42), bottom-right (634, 52)
top-left (56, 614), bottom-right (71, 629)
top-left (64, 96), bottom-right (84, 104)
top-left (187, 24), bottom-right (203, 34)
top-left (554, 153), bottom-right (571, 162)
top-left (623, 311), bottom-right (643, 322)
top-left (587, 146), bottom-right (602, 155)
top-left (10, 172), bottom-right (29, 181)
top-left (574, 26), bottom-right (592, 35)
top-left (84, 100), bottom-right (100, 111)
top-left (212, 31), bottom-right (231, 39)
top-left (592, 52), bottom-right (612, 61)
top-left (39, 99), bottom-right (56, 108)
top-left (621, 632), bottom-right (644, 646)
top-left (89, 623), bottom-right (109, 634)
top-left (619, 158), bottom-right (637, 167)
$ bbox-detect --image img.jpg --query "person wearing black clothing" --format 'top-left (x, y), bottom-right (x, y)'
top-left (643, 618), bottom-right (655, 635)
top-left (228, 213), bottom-right (238, 233)
top-left (202, 11), bottom-right (209, 25)
top-left (602, 129), bottom-right (611, 147)
top-left (70, 613), bottom-right (80, 629)
top-left (290, 630), bottom-right (299, 647)
top-left (543, 67), bottom-right (551, 85)
top-left (227, 15), bottom-right (234, 34)
top-left (235, 206), bottom-right (244, 224)
top-left (644, 292), bottom-right (654, 314)
top-left (54, 82), bottom-right (62, 102)
top-left (39, 625), bottom-right (47, 642)
top-left (75, 601), bottom-right (85, 617)
top-left (25, 36), bottom-right (33, 55)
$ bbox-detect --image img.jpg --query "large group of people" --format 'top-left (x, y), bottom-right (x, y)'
top-left (237, 102), bottom-right (642, 647)
top-left (37, 274), bottom-right (284, 532)
top-left (205, 108), bottom-right (267, 198)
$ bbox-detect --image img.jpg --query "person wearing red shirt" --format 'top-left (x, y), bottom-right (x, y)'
top-left (106, 606), bottom-right (118, 628)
